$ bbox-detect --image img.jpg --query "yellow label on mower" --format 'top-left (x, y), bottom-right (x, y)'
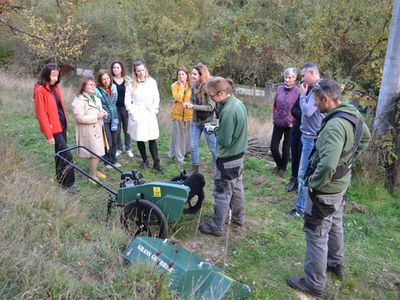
top-left (153, 187), bottom-right (161, 197)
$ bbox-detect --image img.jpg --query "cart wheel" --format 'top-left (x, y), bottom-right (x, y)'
top-left (120, 199), bottom-right (168, 239)
top-left (183, 189), bottom-right (205, 214)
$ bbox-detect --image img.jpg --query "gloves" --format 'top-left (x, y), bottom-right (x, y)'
top-left (111, 118), bottom-right (119, 131)
top-left (204, 122), bottom-right (218, 134)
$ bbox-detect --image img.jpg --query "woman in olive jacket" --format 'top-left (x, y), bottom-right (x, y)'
top-left (183, 63), bottom-right (217, 173)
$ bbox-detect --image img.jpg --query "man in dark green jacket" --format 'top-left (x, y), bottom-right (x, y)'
top-left (198, 77), bottom-right (248, 236)
top-left (288, 79), bottom-right (371, 297)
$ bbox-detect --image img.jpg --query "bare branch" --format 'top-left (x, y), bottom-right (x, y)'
top-left (55, 0), bottom-right (68, 20)
top-left (0, 16), bottom-right (48, 42)
top-left (350, 15), bottom-right (391, 80)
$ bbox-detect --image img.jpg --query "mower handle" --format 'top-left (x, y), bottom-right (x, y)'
top-left (56, 145), bottom-right (120, 196)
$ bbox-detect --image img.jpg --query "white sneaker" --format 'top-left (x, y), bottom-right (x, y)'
top-left (127, 150), bottom-right (134, 158)
top-left (116, 150), bottom-right (122, 157)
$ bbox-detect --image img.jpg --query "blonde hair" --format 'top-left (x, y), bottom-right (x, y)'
top-left (131, 60), bottom-right (150, 90)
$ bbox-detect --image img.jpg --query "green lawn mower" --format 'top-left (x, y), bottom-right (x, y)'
top-left (56, 145), bottom-right (205, 238)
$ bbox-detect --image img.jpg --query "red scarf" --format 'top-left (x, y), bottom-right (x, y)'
top-left (104, 86), bottom-right (112, 96)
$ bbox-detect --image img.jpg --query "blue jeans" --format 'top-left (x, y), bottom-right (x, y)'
top-left (295, 136), bottom-right (315, 213)
top-left (190, 122), bottom-right (217, 166)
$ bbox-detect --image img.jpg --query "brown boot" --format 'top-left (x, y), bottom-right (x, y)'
top-left (191, 165), bottom-right (199, 174)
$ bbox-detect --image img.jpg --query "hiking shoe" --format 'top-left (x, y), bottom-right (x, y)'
top-left (287, 276), bottom-right (324, 297)
top-left (198, 222), bottom-right (223, 237)
top-left (116, 150), bottom-right (123, 157)
top-left (153, 163), bottom-right (164, 174)
top-left (140, 160), bottom-right (149, 169)
top-left (285, 208), bottom-right (304, 218)
top-left (278, 169), bottom-right (285, 178)
top-left (327, 264), bottom-right (344, 279)
top-left (224, 218), bottom-right (244, 226)
top-left (191, 165), bottom-right (199, 174)
top-left (106, 162), bottom-right (122, 169)
top-left (287, 177), bottom-right (298, 192)
top-left (232, 220), bottom-right (244, 226)
top-left (127, 150), bottom-right (134, 158)
top-left (66, 185), bottom-right (77, 195)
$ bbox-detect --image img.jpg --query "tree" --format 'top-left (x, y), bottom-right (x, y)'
top-left (0, 1), bottom-right (89, 65)
top-left (373, 0), bottom-right (400, 192)
top-left (21, 10), bottom-right (88, 64)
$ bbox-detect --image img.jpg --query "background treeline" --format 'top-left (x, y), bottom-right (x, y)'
top-left (0, 0), bottom-right (392, 92)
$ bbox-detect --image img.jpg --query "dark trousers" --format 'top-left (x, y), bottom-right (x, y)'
top-left (290, 125), bottom-right (302, 178)
top-left (270, 125), bottom-right (291, 171)
top-left (137, 140), bottom-right (160, 165)
top-left (53, 129), bottom-right (75, 188)
top-left (116, 106), bottom-right (131, 151)
top-left (104, 122), bottom-right (118, 164)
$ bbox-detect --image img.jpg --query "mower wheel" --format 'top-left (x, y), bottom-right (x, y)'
top-left (120, 199), bottom-right (168, 239)
top-left (183, 189), bottom-right (205, 214)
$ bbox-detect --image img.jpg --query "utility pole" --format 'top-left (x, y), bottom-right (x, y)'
top-left (374, 0), bottom-right (400, 133)
top-left (374, 0), bottom-right (400, 191)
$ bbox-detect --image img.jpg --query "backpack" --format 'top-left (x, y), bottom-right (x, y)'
top-left (306, 111), bottom-right (364, 180)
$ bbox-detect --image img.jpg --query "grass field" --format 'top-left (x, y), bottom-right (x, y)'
top-left (0, 71), bottom-right (399, 299)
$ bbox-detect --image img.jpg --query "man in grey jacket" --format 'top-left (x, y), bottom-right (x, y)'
top-left (286, 63), bottom-right (325, 217)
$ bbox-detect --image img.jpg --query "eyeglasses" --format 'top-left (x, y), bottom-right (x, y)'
top-left (208, 91), bottom-right (221, 99)
top-left (314, 80), bottom-right (323, 90)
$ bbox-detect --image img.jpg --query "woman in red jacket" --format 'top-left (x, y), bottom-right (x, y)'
top-left (34, 63), bottom-right (76, 194)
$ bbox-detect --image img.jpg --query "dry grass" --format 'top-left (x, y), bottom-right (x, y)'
top-left (4, 70), bottom-right (398, 299)
top-left (247, 112), bottom-right (273, 146)
top-left (0, 136), bottom-right (173, 299)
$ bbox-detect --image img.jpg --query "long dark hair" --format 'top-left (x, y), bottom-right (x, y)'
top-left (38, 63), bottom-right (61, 86)
top-left (110, 60), bottom-right (126, 78)
top-left (192, 63), bottom-right (210, 97)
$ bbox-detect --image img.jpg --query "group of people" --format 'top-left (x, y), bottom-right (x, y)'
top-left (34, 60), bottom-right (168, 189)
top-left (270, 63), bottom-right (325, 218)
top-left (33, 61), bottom-right (371, 297)
top-left (270, 63), bottom-right (371, 296)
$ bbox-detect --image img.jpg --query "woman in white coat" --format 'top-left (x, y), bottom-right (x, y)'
top-left (125, 60), bottom-right (163, 173)
top-left (72, 76), bottom-right (108, 181)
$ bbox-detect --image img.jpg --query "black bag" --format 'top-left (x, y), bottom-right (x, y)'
top-left (196, 110), bottom-right (213, 121)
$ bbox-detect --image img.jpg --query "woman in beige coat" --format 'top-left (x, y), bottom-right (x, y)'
top-left (72, 76), bottom-right (108, 181)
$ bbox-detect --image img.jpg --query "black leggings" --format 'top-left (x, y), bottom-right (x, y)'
top-left (53, 129), bottom-right (75, 188)
top-left (290, 126), bottom-right (302, 178)
top-left (270, 125), bottom-right (291, 171)
top-left (137, 140), bottom-right (159, 164)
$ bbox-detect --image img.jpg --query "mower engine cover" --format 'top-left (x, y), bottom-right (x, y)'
top-left (124, 237), bottom-right (251, 299)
